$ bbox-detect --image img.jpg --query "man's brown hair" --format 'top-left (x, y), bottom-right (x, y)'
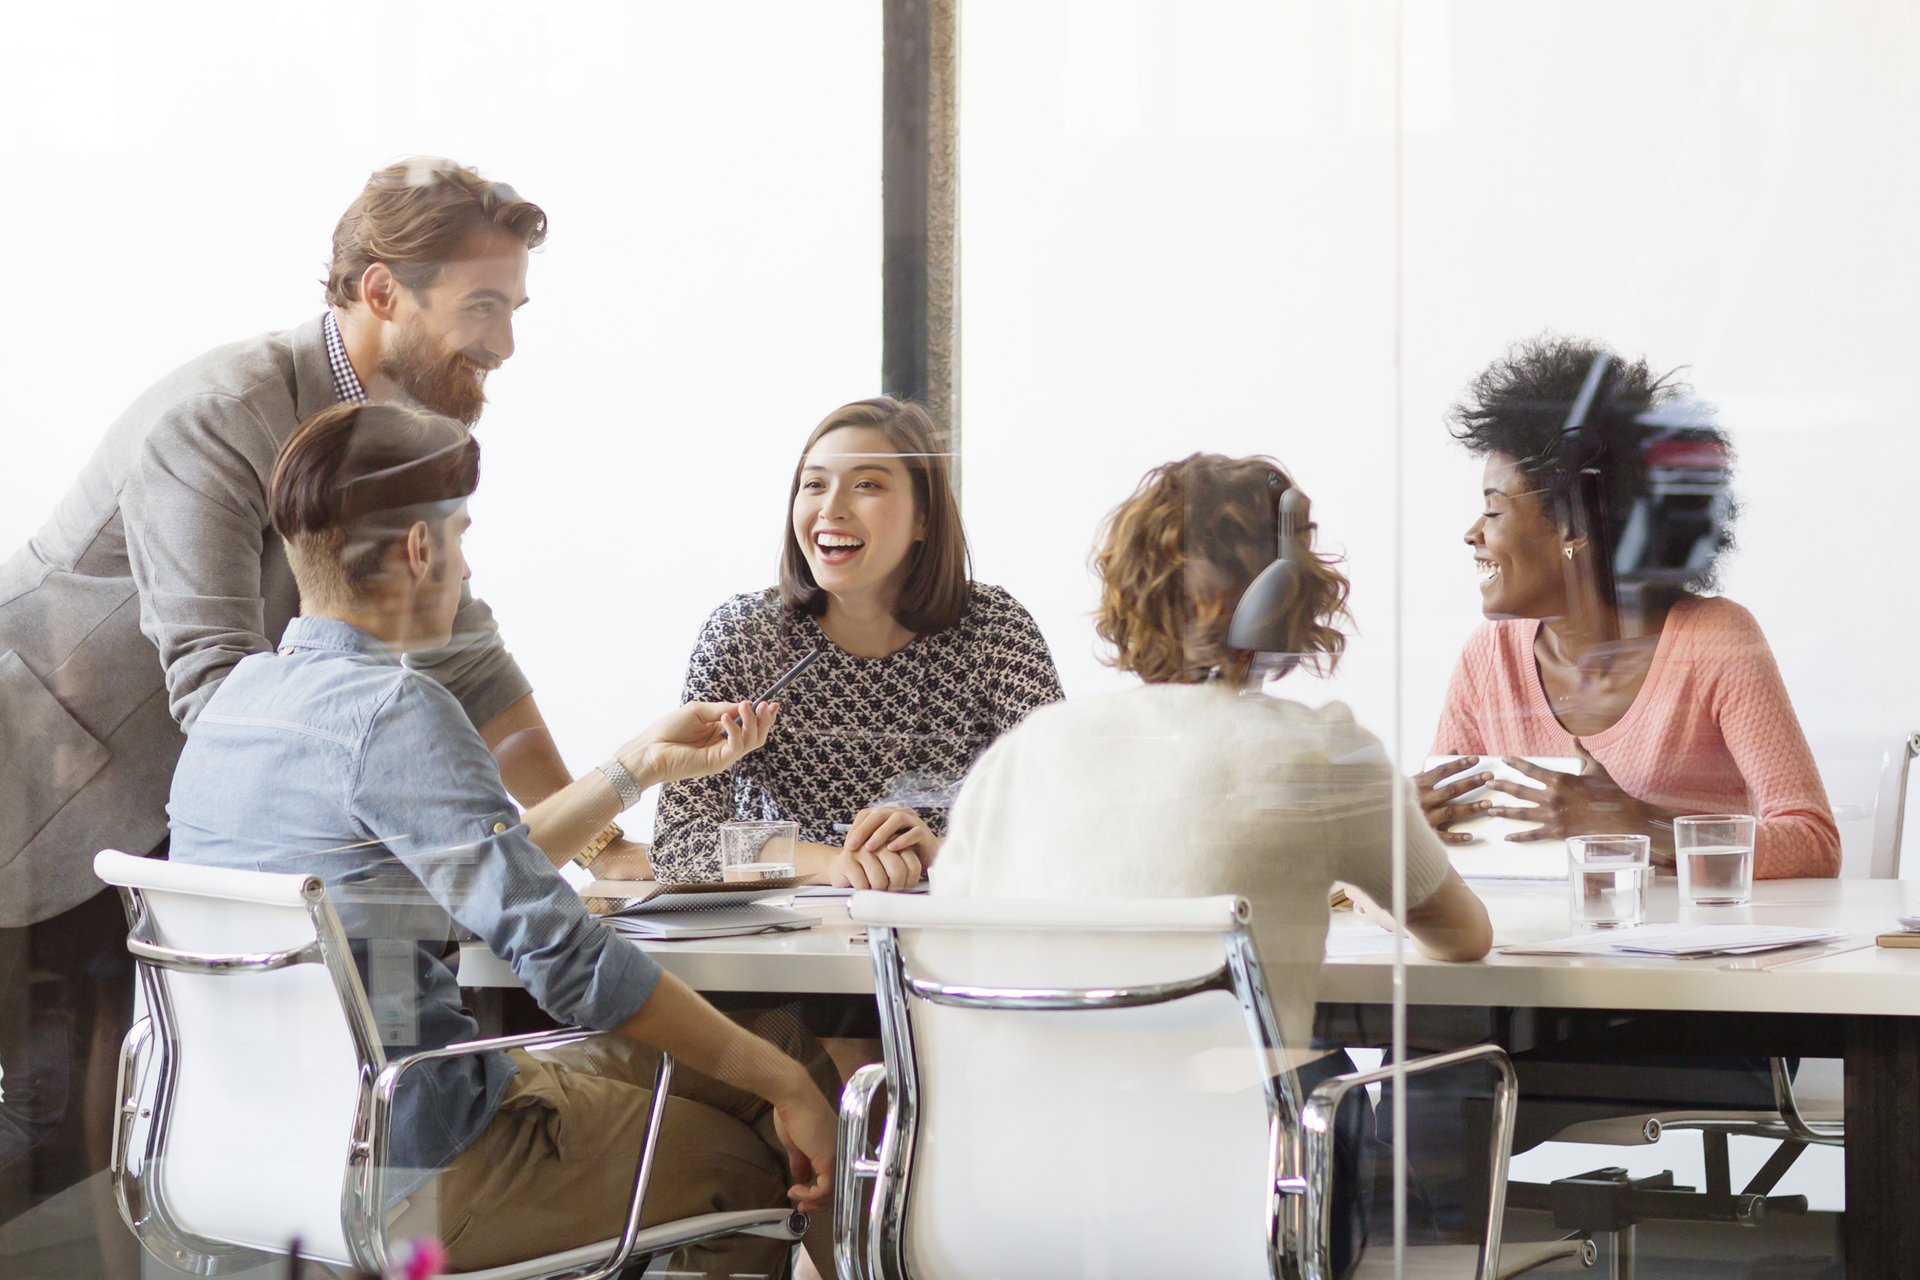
top-left (778, 397), bottom-right (973, 635)
top-left (270, 402), bottom-right (478, 607)
top-left (325, 157), bottom-right (547, 307)
top-left (1092, 453), bottom-right (1350, 684)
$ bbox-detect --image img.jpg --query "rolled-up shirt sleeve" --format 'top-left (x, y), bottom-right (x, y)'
top-left (352, 673), bottom-right (660, 1030)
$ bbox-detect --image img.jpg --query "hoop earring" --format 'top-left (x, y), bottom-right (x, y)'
top-left (1563, 546), bottom-right (1577, 560)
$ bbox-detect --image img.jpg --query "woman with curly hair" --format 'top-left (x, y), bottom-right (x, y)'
top-left (1420, 336), bottom-right (1838, 878)
top-left (936, 451), bottom-right (1491, 1045)
top-left (933, 453), bottom-right (1490, 1276)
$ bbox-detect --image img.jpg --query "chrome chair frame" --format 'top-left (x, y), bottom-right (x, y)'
top-left (108, 873), bottom-right (804, 1279)
top-left (834, 910), bottom-right (1528, 1280)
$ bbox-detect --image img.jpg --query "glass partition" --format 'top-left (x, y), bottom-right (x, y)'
top-left (3, 1), bottom-right (1914, 1276)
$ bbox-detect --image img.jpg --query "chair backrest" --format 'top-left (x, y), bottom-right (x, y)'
top-left (95, 850), bottom-right (383, 1269)
top-left (849, 892), bottom-right (1294, 1280)
top-left (1809, 730), bottom-right (1920, 878)
top-left (1882, 732), bottom-right (1920, 879)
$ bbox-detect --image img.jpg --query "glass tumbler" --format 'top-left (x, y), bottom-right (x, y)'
top-left (1675, 814), bottom-right (1757, 906)
top-left (718, 820), bottom-right (799, 883)
top-left (1568, 835), bottom-right (1652, 928)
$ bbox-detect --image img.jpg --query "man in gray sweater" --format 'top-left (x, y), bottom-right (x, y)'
top-left (0, 157), bottom-right (610, 1240)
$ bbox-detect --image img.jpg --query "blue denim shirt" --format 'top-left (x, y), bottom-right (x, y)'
top-left (168, 616), bottom-right (661, 1195)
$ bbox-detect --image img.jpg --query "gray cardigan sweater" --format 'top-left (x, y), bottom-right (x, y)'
top-left (0, 315), bottom-right (531, 926)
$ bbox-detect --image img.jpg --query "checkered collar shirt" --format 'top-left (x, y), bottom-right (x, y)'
top-left (323, 310), bottom-right (368, 405)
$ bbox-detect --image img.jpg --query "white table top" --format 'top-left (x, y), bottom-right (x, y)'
top-left (455, 877), bottom-right (1920, 1017)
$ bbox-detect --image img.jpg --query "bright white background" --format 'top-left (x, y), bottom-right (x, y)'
top-left (961, 0), bottom-right (1920, 874)
top-left (3, 1), bottom-right (1915, 863)
top-left (0, 0), bottom-right (880, 838)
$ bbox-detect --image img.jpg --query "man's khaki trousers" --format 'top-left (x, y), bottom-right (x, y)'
top-left (389, 1009), bottom-right (840, 1278)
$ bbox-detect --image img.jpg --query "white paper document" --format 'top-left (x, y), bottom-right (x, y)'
top-left (1324, 928), bottom-right (1411, 957)
top-left (793, 881), bottom-right (930, 899)
top-left (1499, 923), bottom-right (1841, 958)
top-left (604, 904), bottom-right (820, 941)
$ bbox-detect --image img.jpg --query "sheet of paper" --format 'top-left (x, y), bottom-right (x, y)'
top-left (793, 881), bottom-right (929, 898)
top-left (1324, 928), bottom-right (1413, 957)
top-left (1499, 923), bottom-right (1840, 958)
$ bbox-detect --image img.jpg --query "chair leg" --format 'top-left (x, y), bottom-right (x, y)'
top-left (1702, 1130), bottom-right (1731, 1199)
top-left (1606, 1223), bottom-right (1636, 1280)
top-left (1741, 1139), bottom-right (1808, 1196)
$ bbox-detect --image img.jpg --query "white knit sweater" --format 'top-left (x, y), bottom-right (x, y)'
top-left (934, 681), bottom-right (1452, 1054)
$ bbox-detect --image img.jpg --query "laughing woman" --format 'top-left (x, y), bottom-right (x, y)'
top-left (649, 397), bottom-right (1064, 888)
top-left (1422, 337), bottom-right (1838, 878)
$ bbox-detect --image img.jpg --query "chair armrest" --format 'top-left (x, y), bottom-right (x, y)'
top-left (1770, 1057), bottom-right (1845, 1145)
top-left (1299, 1045), bottom-right (1518, 1280)
top-left (834, 1063), bottom-right (887, 1280)
top-left (110, 1017), bottom-right (154, 1237)
top-left (366, 1030), bottom-right (675, 1280)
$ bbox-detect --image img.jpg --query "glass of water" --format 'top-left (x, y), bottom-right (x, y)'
top-left (718, 820), bottom-right (799, 883)
top-left (1568, 835), bottom-right (1652, 928)
top-left (1675, 814), bottom-right (1757, 906)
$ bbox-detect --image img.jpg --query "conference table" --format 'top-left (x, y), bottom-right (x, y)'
top-left (457, 876), bottom-right (1920, 1275)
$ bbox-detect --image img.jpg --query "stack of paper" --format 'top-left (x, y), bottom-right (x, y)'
top-left (604, 904), bottom-right (820, 942)
top-left (1499, 924), bottom-right (1840, 958)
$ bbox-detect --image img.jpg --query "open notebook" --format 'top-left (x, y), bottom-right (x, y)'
top-left (580, 879), bottom-right (821, 940)
top-left (1423, 756), bottom-right (1581, 880)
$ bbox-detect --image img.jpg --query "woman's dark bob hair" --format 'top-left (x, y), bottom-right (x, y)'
top-left (778, 397), bottom-right (973, 635)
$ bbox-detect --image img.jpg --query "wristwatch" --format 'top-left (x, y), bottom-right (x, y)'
top-left (574, 821), bottom-right (623, 870)
top-left (598, 758), bottom-right (645, 812)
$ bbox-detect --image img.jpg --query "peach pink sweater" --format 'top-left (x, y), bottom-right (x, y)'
top-left (1432, 595), bottom-right (1839, 879)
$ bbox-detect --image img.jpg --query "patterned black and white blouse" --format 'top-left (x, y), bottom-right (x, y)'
top-left (650, 584), bottom-right (1065, 883)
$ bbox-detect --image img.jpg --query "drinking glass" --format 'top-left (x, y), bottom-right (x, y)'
top-left (718, 820), bottom-right (799, 883)
top-left (1675, 814), bottom-right (1757, 906)
top-left (1567, 835), bottom-right (1651, 928)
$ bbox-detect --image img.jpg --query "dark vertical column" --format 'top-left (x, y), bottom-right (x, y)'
top-left (1845, 1014), bottom-right (1920, 1275)
top-left (882, 0), bottom-right (959, 478)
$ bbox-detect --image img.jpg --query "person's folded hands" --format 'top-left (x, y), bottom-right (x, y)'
top-left (620, 700), bottom-right (778, 789)
top-left (828, 804), bottom-right (938, 891)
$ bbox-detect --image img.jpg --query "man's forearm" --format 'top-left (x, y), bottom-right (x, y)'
top-left (482, 693), bottom-right (575, 807)
top-left (617, 971), bottom-right (816, 1106)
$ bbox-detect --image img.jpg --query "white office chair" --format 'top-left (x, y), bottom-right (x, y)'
top-left (833, 892), bottom-right (1592, 1280)
top-left (94, 849), bottom-right (806, 1280)
top-left (1879, 731), bottom-right (1920, 878)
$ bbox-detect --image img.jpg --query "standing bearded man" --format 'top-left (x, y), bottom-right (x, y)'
top-left (0, 157), bottom-right (642, 1266)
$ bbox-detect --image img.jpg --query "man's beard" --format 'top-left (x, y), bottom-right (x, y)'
top-left (381, 319), bottom-right (497, 425)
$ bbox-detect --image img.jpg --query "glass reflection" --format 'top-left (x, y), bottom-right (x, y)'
top-left (1423, 336), bottom-right (1838, 878)
top-left (933, 453), bottom-right (1496, 1275)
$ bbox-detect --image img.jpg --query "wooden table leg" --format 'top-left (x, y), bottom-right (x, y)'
top-left (1846, 1015), bottom-right (1920, 1275)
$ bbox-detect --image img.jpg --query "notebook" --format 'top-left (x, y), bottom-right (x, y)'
top-left (581, 878), bottom-right (807, 914)
top-left (1424, 756), bottom-right (1582, 880)
top-left (604, 904), bottom-right (821, 942)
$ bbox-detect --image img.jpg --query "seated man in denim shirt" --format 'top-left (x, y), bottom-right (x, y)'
top-left (167, 402), bottom-right (837, 1278)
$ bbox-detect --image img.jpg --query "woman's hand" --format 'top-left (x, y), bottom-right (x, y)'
top-left (1414, 755), bottom-right (1494, 845)
top-left (620, 700), bottom-right (778, 789)
top-left (1484, 745), bottom-right (1674, 862)
top-left (827, 805), bottom-right (938, 891)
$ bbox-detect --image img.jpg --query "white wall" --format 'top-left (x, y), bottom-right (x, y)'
top-left (0, 0), bottom-right (879, 838)
top-left (960, 0), bottom-right (1920, 873)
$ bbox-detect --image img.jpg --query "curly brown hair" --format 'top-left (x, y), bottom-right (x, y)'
top-left (1092, 453), bottom-right (1350, 684)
